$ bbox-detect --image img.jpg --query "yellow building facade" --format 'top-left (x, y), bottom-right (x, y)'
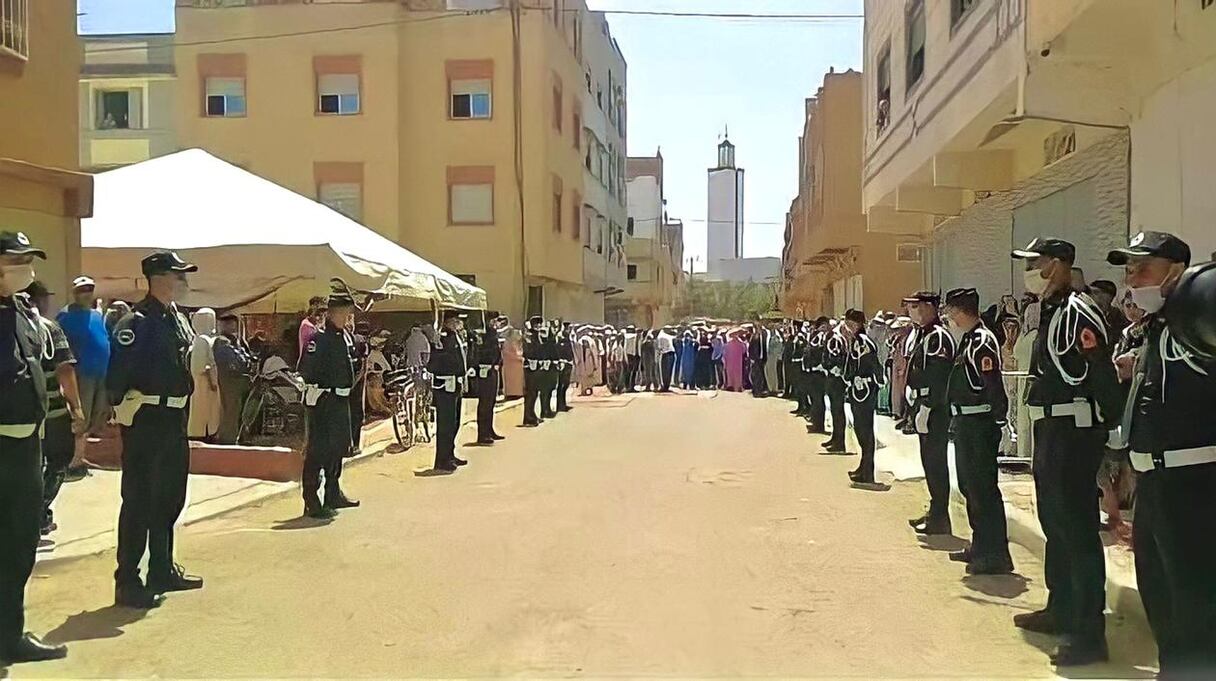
top-left (1, 0), bottom-right (92, 306)
top-left (780, 70), bottom-right (920, 319)
top-left (173, 0), bottom-right (606, 322)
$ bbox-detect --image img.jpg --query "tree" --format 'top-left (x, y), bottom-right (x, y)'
top-left (674, 278), bottom-right (778, 321)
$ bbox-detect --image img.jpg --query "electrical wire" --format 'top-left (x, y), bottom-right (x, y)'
top-left (529, 5), bottom-right (862, 20)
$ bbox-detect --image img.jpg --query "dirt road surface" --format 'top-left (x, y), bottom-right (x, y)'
top-left (14, 391), bottom-right (1156, 678)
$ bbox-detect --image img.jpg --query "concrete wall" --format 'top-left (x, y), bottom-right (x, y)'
top-left (707, 168), bottom-right (743, 262)
top-left (928, 131), bottom-right (1128, 307)
top-left (708, 257), bottom-right (779, 283)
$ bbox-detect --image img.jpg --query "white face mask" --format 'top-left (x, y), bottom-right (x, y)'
top-left (171, 277), bottom-right (190, 301)
top-left (0, 264), bottom-right (35, 295)
top-left (1129, 285), bottom-right (1166, 314)
top-left (1023, 268), bottom-right (1049, 296)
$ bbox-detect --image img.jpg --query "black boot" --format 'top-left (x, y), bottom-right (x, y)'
top-left (305, 498), bottom-right (337, 519)
top-left (148, 564), bottom-right (204, 594)
top-left (0, 633), bottom-right (67, 663)
top-left (114, 582), bottom-right (165, 609)
top-left (1013, 608), bottom-right (1059, 635)
top-left (325, 490), bottom-right (361, 509)
top-left (914, 514), bottom-right (952, 536)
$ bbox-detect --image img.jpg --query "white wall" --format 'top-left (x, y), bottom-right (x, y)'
top-left (626, 175), bottom-right (660, 238)
top-left (708, 168), bottom-right (742, 263)
top-left (707, 256), bottom-right (779, 283)
top-left (1131, 56), bottom-right (1216, 262)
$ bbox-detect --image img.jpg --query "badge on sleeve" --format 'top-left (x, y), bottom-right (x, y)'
top-left (981, 355), bottom-right (995, 372)
top-left (306, 340), bottom-right (317, 354)
top-left (1079, 328), bottom-right (1098, 351)
top-left (116, 328), bottom-right (136, 347)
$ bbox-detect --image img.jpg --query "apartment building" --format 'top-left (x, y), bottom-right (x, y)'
top-left (173, 0), bottom-right (616, 322)
top-left (861, 0), bottom-right (1214, 304)
top-left (0, 0), bottom-right (93, 305)
top-left (780, 69), bottom-right (919, 319)
top-left (79, 34), bottom-right (177, 171)
top-left (612, 153), bottom-right (684, 327)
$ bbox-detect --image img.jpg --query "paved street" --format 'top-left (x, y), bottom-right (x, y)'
top-left (15, 392), bottom-right (1155, 678)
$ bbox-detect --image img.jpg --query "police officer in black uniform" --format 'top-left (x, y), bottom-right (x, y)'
top-left (820, 320), bottom-right (850, 453)
top-left (298, 291), bottom-right (361, 518)
top-left (1108, 231), bottom-right (1216, 677)
top-left (108, 251), bottom-right (204, 609)
top-left (841, 309), bottom-right (882, 485)
top-left (427, 310), bottom-right (470, 471)
top-left (786, 323), bottom-right (807, 415)
top-left (0, 231), bottom-right (68, 664)
top-left (539, 319), bottom-right (559, 419)
top-left (1011, 238), bottom-right (1122, 667)
top-left (521, 316), bottom-right (545, 427)
top-left (942, 287), bottom-right (1013, 575)
top-left (474, 314), bottom-right (506, 446)
top-left (903, 290), bottom-right (956, 536)
top-left (555, 321), bottom-right (575, 413)
top-left (804, 317), bottom-right (830, 434)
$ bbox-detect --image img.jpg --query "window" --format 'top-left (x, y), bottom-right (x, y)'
top-left (97, 90), bottom-right (142, 130)
top-left (552, 82), bottom-right (563, 133)
top-left (876, 45), bottom-right (891, 134)
top-left (573, 110), bottom-right (581, 150)
top-left (447, 166), bottom-right (495, 225)
top-left (319, 182), bottom-right (362, 221)
top-left (627, 217), bottom-right (634, 236)
top-left (205, 77), bottom-right (247, 117)
top-left (1, 0), bottom-right (28, 59)
top-left (571, 192), bottom-right (581, 240)
top-left (454, 273), bottom-right (477, 286)
top-left (906, 1), bottom-right (926, 91)
top-left (552, 189), bottom-right (563, 233)
top-left (627, 265), bottom-right (638, 281)
top-left (527, 285), bottom-right (544, 318)
top-left (951, 0), bottom-right (979, 27)
top-left (318, 73), bottom-right (360, 115)
top-left (451, 80), bottom-right (492, 119)
top-left (896, 244), bottom-right (924, 263)
top-left (1204, 0), bottom-right (1214, 9)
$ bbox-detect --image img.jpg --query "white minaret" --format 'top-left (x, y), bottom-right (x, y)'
top-left (707, 138), bottom-right (744, 273)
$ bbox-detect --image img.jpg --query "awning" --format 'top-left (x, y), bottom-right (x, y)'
top-left (81, 149), bottom-right (486, 312)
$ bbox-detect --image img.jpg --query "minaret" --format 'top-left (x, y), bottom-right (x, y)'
top-left (707, 137), bottom-right (745, 273)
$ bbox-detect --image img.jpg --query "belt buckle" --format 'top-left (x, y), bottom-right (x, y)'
top-left (1152, 451), bottom-right (1167, 470)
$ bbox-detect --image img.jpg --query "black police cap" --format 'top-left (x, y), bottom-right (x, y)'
top-left (943, 287), bottom-right (979, 309)
top-left (902, 290), bottom-right (941, 306)
top-left (1107, 231), bottom-right (1191, 267)
top-left (327, 291), bottom-right (355, 309)
top-left (844, 308), bottom-right (867, 325)
top-left (1011, 237), bottom-right (1076, 264)
top-left (141, 251), bottom-right (198, 277)
top-left (0, 231), bottom-right (46, 259)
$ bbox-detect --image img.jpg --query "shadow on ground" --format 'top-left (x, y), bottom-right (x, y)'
top-left (43, 605), bottom-right (149, 645)
top-left (271, 516), bottom-right (334, 531)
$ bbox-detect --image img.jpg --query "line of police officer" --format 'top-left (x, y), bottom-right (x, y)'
top-left (521, 316), bottom-right (574, 429)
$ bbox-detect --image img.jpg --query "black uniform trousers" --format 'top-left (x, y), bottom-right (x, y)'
top-left (851, 395), bottom-right (877, 481)
top-left (825, 377), bottom-right (848, 448)
top-left (1133, 462), bottom-right (1216, 677)
top-left (556, 366), bottom-right (572, 411)
top-left (523, 370), bottom-right (542, 425)
top-left (918, 407), bottom-right (952, 519)
top-left (476, 368), bottom-right (499, 441)
top-left (954, 415), bottom-right (1010, 562)
top-left (433, 388), bottom-right (461, 468)
top-left (116, 406), bottom-right (189, 586)
top-left (41, 415), bottom-right (75, 528)
top-left (349, 378), bottom-right (365, 453)
top-left (303, 392), bottom-right (352, 506)
top-left (540, 371), bottom-right (558, 418)
top-left (659, 352), bottom-right (675, 391)
top-left (1032, 417), bottom-right (1106, 646)
top-left (622, 355), bottom-right (640, 392)
top-left (807, 373), bottom-right (826, 428)
top-left (0, 433), bottom-right (42, 646)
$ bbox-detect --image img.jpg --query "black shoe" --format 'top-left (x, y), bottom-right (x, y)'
top-left (40, 521), bottom-right (57, 536)
top-left (847, 468), bottom-right (862, 482)
top-left (148, 565), bottom-right (204, 593)
top-left (64, 465), bottom-right (91, 482)
top-left (490, 433), bottom-right (506, 441)
top-left (521, 421), bottom-right (540, 428)
top-left (114, 582), bottom-right (165, 609)
top-left (967, 555), bottom-right (1014, 575)
top-left (0, 633), bottom-right (67, 663)
top-left (1013, 609), bottom-right (1059, 635)
top-left (541, 412), bottom-right (557, 419)
top-left (908, 513), bottom-right (928, 529)
top-left (1051, 641), bottom-right (1108, 667)
top-left (948, 549), bottom-right (973, 563)
top-left (305, 502), bottom-right (338, 520)
top-left (559, 407), bottom-right (573, 412)
top-left (915, 515), bottom-right (952, 536)
top-left (325, 492), bottom-right (360, 509)
top-left (475, 438), bottom-right (496, 446)
top-left (451, 457), bottom-right (468, 466)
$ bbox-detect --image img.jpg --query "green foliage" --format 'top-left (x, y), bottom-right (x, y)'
top-left (674, 278), bottom-right (779, 321)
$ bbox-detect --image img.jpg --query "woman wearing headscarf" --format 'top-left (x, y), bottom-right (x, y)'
top-left (501, 323), bottom-right (525, 399)
top-left (711, 331), bottom-right (726, 388)
top-left (678, 330), bottom-right (697, 389)
top-left (724, 328), bottom-right (748, 392)
top-left (574, 331), bottom-right (600, 396)
top-left (765, 325), bottom-right (784, 395)
top-left (188, 308), bottom-right (222, 440)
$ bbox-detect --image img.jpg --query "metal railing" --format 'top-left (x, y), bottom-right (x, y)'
top-left (0, 0), bottom-right (29, 60)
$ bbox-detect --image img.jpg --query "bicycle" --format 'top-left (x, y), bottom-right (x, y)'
top-left (385, 366), bottom-right (433, 451)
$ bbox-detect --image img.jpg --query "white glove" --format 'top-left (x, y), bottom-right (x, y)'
top-left (915, 405), bottom-right (931, 435)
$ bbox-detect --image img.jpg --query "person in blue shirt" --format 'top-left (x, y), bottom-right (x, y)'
top-left (55, 276), bottom-right (111, 473)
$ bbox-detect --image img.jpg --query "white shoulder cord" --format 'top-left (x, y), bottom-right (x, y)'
top-left (1048, 293), bottom-right (1107, 386)
top-left (1160, 327), bottom-right (1208, 398)
top-left (921, 326), bottom-right (955, 364)
top-left (964, 328), bottom-right (999, 391)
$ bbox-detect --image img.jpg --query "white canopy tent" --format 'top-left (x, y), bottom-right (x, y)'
top-left (81, 149), bottom-right (486, 313)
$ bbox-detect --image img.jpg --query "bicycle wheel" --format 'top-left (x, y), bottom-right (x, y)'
top-left (391, 391), bottom-right (415, 451)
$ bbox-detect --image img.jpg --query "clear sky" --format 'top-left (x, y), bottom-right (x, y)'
top-left (76, 0), bottom-right (864, 272)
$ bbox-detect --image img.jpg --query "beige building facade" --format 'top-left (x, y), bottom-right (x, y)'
top-left (173, 0), bottom-right (617, 322)
top-left (781, 70), bottom-right (920, 319)
top-left (613, 153), bottom-right (684, 327)
top-left (79, 34), bottom-right (177, 171)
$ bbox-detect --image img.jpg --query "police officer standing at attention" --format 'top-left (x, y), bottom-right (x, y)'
top-left (786, 322), bottom-right (807, 416)
top-left (521, 315), bottom-right (545, 428)
top-left (108, 251), bottom-right (204, 609)
top-left (942, 287), bottom-right (1013, 575)
top-left (538, 319), bottom-right (559, 420)
top-left (427, 310), bottom-right (470, 472)
top-left (841, 309), bottom-right (882, 486)
top-left (1107, 231), bottom-right (1216, 677)
top-left (1011, 238), bottom-right (1122, 667)
top-left (0, 231), bottom-right (68, 663)
top-left (903, 290), bottom-right (956, 536)
top-left (474, 313), bottom-right (506, 446)
top-left (804, 317), bottom-right (830, 435)
top-left (820, 319), bottom-right (850, 454)
top-left (555, 320), bottom-right (575, 414)
top-left (298, 290), bottom-right (361, 518)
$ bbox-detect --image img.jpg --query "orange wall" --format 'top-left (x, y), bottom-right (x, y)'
top-left (0, 0), bottom-right (79, 170)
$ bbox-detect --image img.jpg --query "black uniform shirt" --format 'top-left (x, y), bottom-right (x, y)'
top-left (844, 333), bottom-right (882, 402)
top-left (1027, 291), bottom-right (1123, 423)
top-left (477, 326), bottom-right (503, 367)
top-left (947, 323), bottom-right (1008, 421)
top-left (107, 295), bottom-right (194, 405)
top-left (426, 328), bottom-right (467, 379)
top-left (907, 321), bottom-right (955, 410)
top-left (39, 316), bottom-right (76, 419)
top-left (804, 328), bottom-right (826, 373)
top-left (823, 329), bottom-right (848, 378)
top-left (1129, 316), bottom-right (1216, 455)
top-left (299, 321), bottom-right (355, 390)
top-left (0, 295), bottom-right (47, 425)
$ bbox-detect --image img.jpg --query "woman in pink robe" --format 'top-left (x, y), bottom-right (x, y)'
top-left (723, 331), bottom-right (748, 392)
top-left (501, 327), bottom-right (525, 399)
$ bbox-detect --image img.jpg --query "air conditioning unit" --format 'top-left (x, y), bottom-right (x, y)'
top-left (446, 0), bottom-right (504, 10)
top-left (896, 243), bottom-right (923, 263)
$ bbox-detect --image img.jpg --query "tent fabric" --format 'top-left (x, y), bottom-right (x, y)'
top-left (81, 149), bottom-right (486, 312)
